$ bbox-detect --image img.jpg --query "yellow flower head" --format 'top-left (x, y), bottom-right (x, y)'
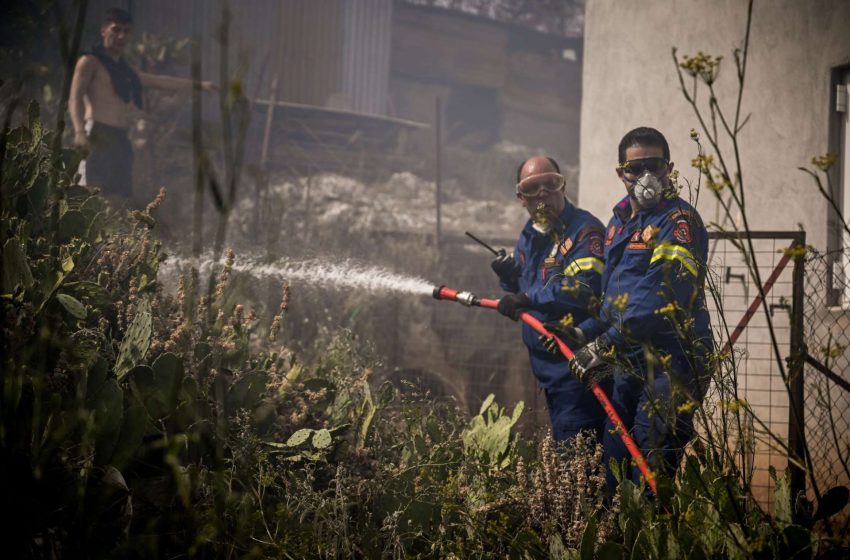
top-left (679, 51), bottom-right (723, 84)
top-left (677, 400), bottom-right (698, 414)
top-left (811, 153), bottom-right (837, 171)
top-left (609, 293), bottom-right (629, 312)
top-left (690, 154), bottom-right (714, 174)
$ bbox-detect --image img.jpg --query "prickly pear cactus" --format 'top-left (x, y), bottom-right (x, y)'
top-left (86, 358), bottom-right (109, 400)
top-left (262, 426), bottom-right (338, 462)
top-left (225, 371), bottom-right (267, 416)
top-left (286, 428), bottom-right (313, 447)
top-left (86, 378), bottom-right (124, 464)
top-left (58, 209), bottom-right (88, 243)
top-left (151, 352), bottom-right (184, 411)
top-left (126, 355), bottom-right (185, 423)
top-left (462, 394), bottom-right (524, 469)
top-left (55, 292), bottom-right (87, 320)
top-left (1, 238), bottom-right (34, 295)
top-left (110, 400), bottom-right (147, 469)
top-left (115, 296), bottom-right (152, 380)
top-left (65, 281), bottom-right (112, 311)
top-left (312, 428), bottom-right (332, 450)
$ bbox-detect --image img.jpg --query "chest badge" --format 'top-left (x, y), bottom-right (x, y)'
top-left (627, 229), bottom-right (649, 250)
top-left (641, 225), bottom-right (659, 245)
top-left (559, 238), bottom-right (573, 256)
top-left (605, 225), bottom-right (616, 246)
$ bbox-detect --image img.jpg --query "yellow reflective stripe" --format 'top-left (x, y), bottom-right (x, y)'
top-left (650, 242), bottom-right (698, 276)
top-left (563, 257), bottom-right (604, 276)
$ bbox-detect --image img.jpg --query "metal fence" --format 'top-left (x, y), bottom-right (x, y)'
top-left (383, 234), bottom-right (551, 432)
top-left (430, 236), bottom-right (550, 430)
top-left (802, 249), bottom-right (850, 510)
top-left (702, 232), bottom-right (803, 510)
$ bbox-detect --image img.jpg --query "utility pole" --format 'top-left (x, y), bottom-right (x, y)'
top-left (434, 96), bottom-right (442, 253)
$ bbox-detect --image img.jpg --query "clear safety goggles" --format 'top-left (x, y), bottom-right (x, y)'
top-left (516, 172), bottom-right (566, 198)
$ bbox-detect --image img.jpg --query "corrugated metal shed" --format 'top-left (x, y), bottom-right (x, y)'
top-left (274, 0), bottom-right (344, 106)
top-left (340, 0), bottom-right (393, 116)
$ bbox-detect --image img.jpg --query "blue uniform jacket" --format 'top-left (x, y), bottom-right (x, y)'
top-left (577, 194), bottom-right (713, 378)
top-left (501, 201), bottom-right (605, 388)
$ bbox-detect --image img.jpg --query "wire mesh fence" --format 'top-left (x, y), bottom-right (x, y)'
top-left (801, 249), bottom-right (850, 507)
top-left (701, 232), bottom-right (801, 511)
top-left (389, 235), bottom-right (551, 432)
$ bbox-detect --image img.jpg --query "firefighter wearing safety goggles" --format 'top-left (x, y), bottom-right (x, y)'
top-left (491, 155), bottom-right (609, 442)
top-left (548, 127), bottom-right (713, 489)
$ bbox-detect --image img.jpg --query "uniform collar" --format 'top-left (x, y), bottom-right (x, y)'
top-left (612, 195), bottom-right (632, 223)
top-left (611, 194), bottom-right (673, 224)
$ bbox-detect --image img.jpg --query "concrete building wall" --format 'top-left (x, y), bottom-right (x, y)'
top-left (579, 0), bottom-right (850, 252)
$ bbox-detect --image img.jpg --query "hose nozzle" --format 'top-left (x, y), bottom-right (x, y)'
top-left (433, 285), bottom-right (478, 306)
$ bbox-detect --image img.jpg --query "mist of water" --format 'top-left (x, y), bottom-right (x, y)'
top-left (164, 254), bottom-right (436, 297)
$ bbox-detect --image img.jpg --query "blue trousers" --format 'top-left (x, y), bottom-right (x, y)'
top-left (544, 377), bottom-right (609, 442)
top-left (602, 366), bottom-right (700, 489)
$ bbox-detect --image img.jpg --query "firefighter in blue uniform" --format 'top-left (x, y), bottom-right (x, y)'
top-left (492, 156), bottom-right (608, 441)
top-left (549, 127), bottom-right (713, 488)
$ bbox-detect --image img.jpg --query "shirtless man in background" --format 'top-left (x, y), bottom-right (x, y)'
top-left (69, 7), bottom-right (215, 201)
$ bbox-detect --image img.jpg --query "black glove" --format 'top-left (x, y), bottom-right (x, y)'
top-left (491, 249), bottom-right (521, 286)
top-left (541, 322), bottom-right (587, 353)
top-left (572, 337), bottom-right (614, 385)
top-left (497, 293), bottom-right (531, 321)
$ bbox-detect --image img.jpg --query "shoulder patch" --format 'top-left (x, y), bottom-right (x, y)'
top-left (587, 234), bottom-right (604, 257)
top-left (673, 219), bottom-right (693, 244)
top-left (668, 208), bottom-right (705, 229)
top-left (576, 225), bottom-right (604, 242)
top-left (559, 237), bottom-right (574, 256)
top-left (667, 209), bottom-right (691, 220)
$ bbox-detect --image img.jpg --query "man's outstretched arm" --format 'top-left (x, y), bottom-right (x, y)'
top-left (138, 71), bottom-right (217, 93)
top-left (69, 55), bottom-right (96, 147)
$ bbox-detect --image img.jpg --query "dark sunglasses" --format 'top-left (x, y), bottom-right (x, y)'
top-left (620, 157), bottom-right (669, 176)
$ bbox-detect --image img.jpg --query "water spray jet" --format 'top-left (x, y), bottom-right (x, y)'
top-left (433, 283), bottom-right (658, 496)
top-left (165, 254), bottom-right (655, 493)
top-left (164, 254), bottom-right (435, 297)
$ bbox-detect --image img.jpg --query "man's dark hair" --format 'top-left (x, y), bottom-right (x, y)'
top-left (103, 7), bottom-right (132, 26)
top-left (618, 127), bottom-right (669, 163)
top-left (516, 156), bottom-right (561, 182)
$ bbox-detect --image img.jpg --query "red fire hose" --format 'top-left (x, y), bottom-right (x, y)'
top-left (433, 285), bottom-right (657, 495)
